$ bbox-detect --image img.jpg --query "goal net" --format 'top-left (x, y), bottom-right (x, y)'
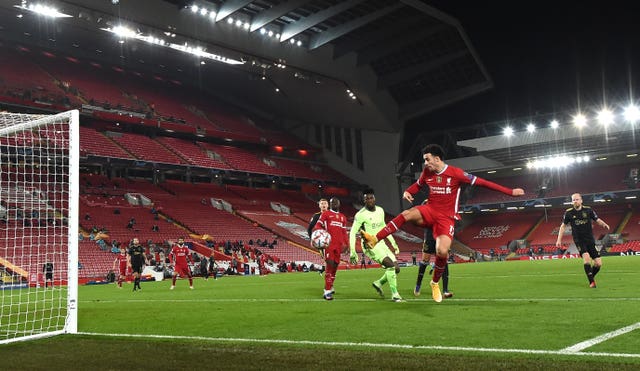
top-left (0, 110), bottom-right (79, 344)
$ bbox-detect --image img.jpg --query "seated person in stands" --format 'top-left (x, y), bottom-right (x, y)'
top-left (126, 220), bottom-right (134, 229)
top-left (152, 224), bottom-right (159, 232)
top-left (114, 208), bottom-right (120, 215)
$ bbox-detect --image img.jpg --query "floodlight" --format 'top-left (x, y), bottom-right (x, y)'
top-left (191, 4), bottom-right (199, 13)
top-left (550, 119), bottom-right (559, 129)
top-left (526, 123), bottom-right (536, 133)
top-left (503, 126), bottom-right (514, 137)
top-left (596, 108), bottom-right (614, 126)
top-left (572, 113), bottom-right (587, 127)
top-left (623, 104), bottom-right (640, 123)
top-left (16, 3), bottom-right (72, 18)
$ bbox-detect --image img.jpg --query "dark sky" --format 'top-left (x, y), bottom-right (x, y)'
top-left (405, 1), bottom-right (640, 140)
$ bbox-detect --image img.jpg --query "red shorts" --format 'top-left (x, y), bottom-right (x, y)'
top-left (174, 265), bottom-right (192, 277)
top-left (415, 204), bottom-right (455, 240)
top-left (118, 266), bottom-right (127, 276)
top-left (324, 246), bottom-right (342, 264)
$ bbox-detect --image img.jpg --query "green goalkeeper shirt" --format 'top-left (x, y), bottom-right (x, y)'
top-left (349, 206), bottom-right (399, 258)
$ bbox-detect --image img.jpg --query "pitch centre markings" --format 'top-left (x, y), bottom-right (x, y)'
top-left (77, 332), bottom-right (640, 359)
top-left (561, 322), bottom-right (640, 353)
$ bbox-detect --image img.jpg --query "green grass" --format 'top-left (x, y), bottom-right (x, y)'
top-left (1, 256), bottom-right (639, 369)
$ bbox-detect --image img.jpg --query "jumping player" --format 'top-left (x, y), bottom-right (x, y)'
top-left (360, 144), bottom-right (524, 302)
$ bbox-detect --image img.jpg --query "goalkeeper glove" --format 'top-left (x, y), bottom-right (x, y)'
top-left (350, 254), bottom-right (358, 265)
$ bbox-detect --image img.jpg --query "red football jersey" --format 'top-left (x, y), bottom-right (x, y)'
top-left (115, 253), bottom-right (127, 273)
top-left (315, 210), bottom-right (348, 250)
top-left (170, 245), bottom-right (192, 267)
top-left (407, 164), bottom-right (512, 220)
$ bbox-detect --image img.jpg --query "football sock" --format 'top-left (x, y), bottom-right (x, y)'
top-left (416, 261), bottom-right (428, 286)
top-left (442, 264), bottom-right (449, 292)
top-left (432, 256), bottom-right (448, 283)
top-left (385, 268), bottom-right (398, 295)
top-left (583, 263), bottom-right (594, 283)
top-left (188, 278), bottom-right (193, 286)
top-left (378, 271), bottom-right (388, 286)
top-left (376, 214), bottom-right (406, 241)
top-left (592, 265), bottom-right (601, 278)
top-left (324, 264), bottom-right (336, 290)
top-left (172, 276), bottom-right (177, 285)
top-left (118, 278), bottom-right (122, 287)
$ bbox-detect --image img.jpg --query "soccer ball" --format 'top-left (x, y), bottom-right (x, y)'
top-left (311, 229), bottom-right (331, 249)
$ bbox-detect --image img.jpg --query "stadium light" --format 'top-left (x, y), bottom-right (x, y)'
top-left (227, 17), bottom-right (234, 24)
top-left (200, 8), bottom-right (208, 16)
top-left (550, 119), bottom-right (559, 129)
top-left (526, 123), bottom-right (536, 133)
top-left (191, 4), bottom-right (199, 13)
top-left (503, 126), bottom-right (514, 137)
top-left (623, 104), bottom-right (640, 123)
top-left (572, 113), bottom-right (587, 128)
top-left (15, 3), bottom-right (73, 18)
top-left (596, 108), bottom-right (614, 126)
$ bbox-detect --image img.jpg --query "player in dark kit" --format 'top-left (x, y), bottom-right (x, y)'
top-left (308, 198), bottom-right (328, 274)
top-left (43, 262), bottom-right (54, 288)
top-left (415, 228), bottom-right (452, 298)
top-left (556, 193), bottom-right (610, 288)
top-left (128, 237), bottom-right (148, 291)
top-left (313, 197), bottom-right (348, 300)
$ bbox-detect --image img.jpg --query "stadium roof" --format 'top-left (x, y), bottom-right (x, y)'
top-left (0, 0), bottom-right (492, 132)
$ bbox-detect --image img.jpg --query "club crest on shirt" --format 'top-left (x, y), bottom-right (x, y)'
top-left (582, 212), bottom-right (587, 219)
top-left (436, 176), bottom-right (442, 183)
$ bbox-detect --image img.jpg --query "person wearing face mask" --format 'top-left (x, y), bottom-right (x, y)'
top-left (169, 237), bottom-right (194, 290)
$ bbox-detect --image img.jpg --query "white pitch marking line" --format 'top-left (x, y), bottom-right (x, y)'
top-left (561, 322), bottom-right (640, 353)
top-left (78, 332), bottom-right (640, 358)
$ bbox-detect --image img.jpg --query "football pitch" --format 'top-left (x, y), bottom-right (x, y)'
top-left (2, 256), bottom-right (639, 370)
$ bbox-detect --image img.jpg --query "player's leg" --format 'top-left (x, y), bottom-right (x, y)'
top-left (415, 252), bottom-right (431, 296)
top-left (371, 254), bottom-right (388, 298)
top-left (589, 244), bottom-right (601, 287)
top-left (442, 263), bottom-right (453, 298)
top-left (171, 272), bottom-right (177, 289)
top-left (430, 230), bottom-right (453, 303)
top-left (381, 257), bottom-right (402, 302)
top-left (361, 207), bottom-right (425, 247)
top-left (323, 259), bottom-right (337, 300)
top-left (580, 245), bottom-right (595, 286)
top-left (187, 268), bottom-right (194, 289)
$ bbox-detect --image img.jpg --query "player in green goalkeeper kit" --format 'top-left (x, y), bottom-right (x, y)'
top-left (349, 189), bottom-right (403, 302)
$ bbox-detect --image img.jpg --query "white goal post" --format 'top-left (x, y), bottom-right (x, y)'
top-left (0, 109), bottom-right (79, 344)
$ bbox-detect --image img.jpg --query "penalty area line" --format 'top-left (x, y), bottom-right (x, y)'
top-left (77, 332), bottom-right (640, 359)
top-left (561, 322), bottom-right (640, 353)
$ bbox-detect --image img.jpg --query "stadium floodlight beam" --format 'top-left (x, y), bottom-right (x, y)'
top-left (503, 126), bottom-right (514, 137)
top-left (596, 108), bottom-right (614, 126)
top-left (191, 4), bottom-right (199, 13)
top-left (623, 104), bottom-right (640, 123)
top-left (550, 119), bottom-right (559, 129)
top-left (572, 113), bottom-right (587, 128)
top-left (14, 3), bottom-right (73, 18)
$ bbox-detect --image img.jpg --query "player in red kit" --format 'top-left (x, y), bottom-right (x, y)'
top-left (360, 144), bottom-right (525, 303)
top-left (170, 237), bottom-right (194, 290)
top-left (313, 197), bottom-right (348, 300)
top-left (112, 246), bottom-right (128, 288)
